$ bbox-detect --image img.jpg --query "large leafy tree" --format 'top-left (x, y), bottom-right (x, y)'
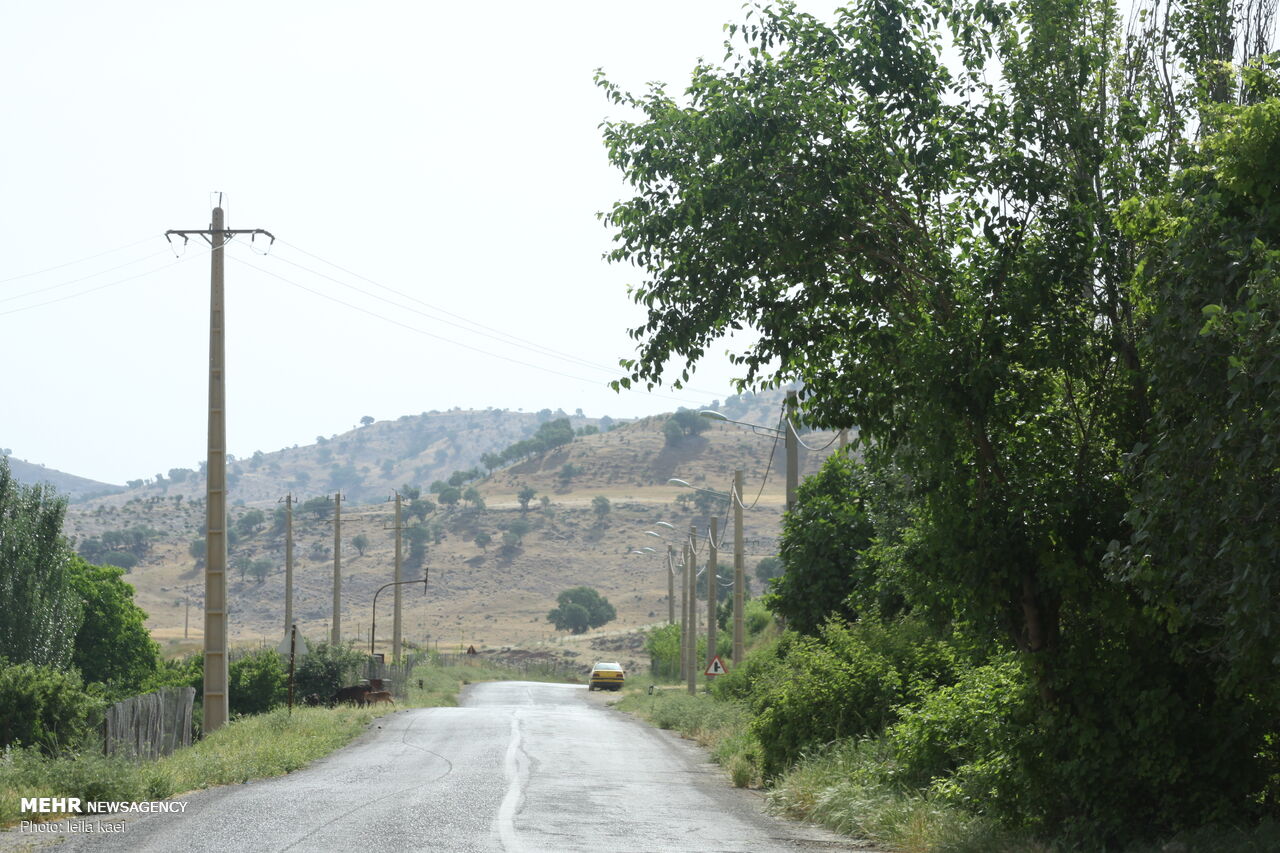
top-left (66, 558), bottom-right (159, 698)
top-left (0, 458), bottom-right (81, 668)
top-left (598, 0), bottom-right (1279, 835)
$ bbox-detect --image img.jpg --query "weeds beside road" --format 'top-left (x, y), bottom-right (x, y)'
top-left (0, 661), bottom-right (541, 828)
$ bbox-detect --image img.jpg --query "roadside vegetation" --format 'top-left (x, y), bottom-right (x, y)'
top-left (600, 0), bottom-right (1280, 848)
top-left (0, 656), bottom-right (528, 828)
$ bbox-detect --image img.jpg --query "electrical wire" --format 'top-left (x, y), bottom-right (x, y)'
top-left (228, 250), bottom-right (710, 406)
top-left (260, 248), bottom-right (637, 381)
top-left (791, 427), bottom-right (842, 452)
top-left (0, 249), bottom-right (208, 318)
top-left (0, 249), bottom-right (176, 306)
top-left (272, 237), bottom-right (730, 399)
top-left (0, 235), bottom-right (161, 285)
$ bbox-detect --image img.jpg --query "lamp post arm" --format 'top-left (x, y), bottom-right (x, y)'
top-left (371, 575), bottom-right (429, 657)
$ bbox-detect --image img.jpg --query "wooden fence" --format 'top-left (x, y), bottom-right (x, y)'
top-left (102, 686), bottom-right (195, 759)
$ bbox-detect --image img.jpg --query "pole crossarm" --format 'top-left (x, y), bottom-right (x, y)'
top-left (165, 228), bottom-right (276, 249)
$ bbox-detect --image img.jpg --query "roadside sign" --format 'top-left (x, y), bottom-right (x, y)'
top-left (704, 655), bottom-right (729, 677)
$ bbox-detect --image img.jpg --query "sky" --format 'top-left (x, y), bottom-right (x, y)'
top-left (0, 1), bottom-right (847, 486)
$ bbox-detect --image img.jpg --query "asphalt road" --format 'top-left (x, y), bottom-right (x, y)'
top-left (5, 682), bottom-right (869, 853)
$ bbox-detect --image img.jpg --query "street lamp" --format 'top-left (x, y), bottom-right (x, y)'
top-left (371, 576), bottom-right (428, 658)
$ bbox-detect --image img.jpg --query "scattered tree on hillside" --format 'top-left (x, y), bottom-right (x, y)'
top-left (437, 487), bottom-right (461, 507)
top-left (352, 533), bottom-right (370, 556)
top-left (360, 415), bottom-right (375, 427)
top-left (475, 531), bottom-right (492, 551)
top-left (591, 495), bottom-right (612, 522)
top-left (517, 485), bottom-right (536, 512)
top-left (547, 587), bottom-right (617, 634)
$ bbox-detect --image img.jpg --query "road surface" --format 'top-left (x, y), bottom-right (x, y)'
top-left (4, 682), bottom-right (869, 852)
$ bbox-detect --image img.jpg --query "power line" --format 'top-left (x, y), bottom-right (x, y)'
top-left (0, 249), bottom-right (175, 305)
top-left (0, 235), bottom-right (160, 285)
top-left (228, 248), bottom-right (710, 407)
top-left (0, 251), bottom-right (206, 318)
top-left (271, 237), bottom-right (729, 399)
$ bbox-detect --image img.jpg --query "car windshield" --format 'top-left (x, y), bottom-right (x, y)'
top-left (593, 663), bottom-right (622, 671)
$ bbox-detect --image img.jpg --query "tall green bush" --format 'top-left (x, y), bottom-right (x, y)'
top-left (0, 660), bottom-right (104, 754)
top-left (229, 649), bottom-right (287, 717)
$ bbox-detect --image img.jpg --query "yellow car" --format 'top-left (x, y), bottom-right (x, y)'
top-left (587, 661), bottom-right (625, 691)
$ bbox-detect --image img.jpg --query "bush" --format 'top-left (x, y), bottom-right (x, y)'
top-left (293, 642), bottom-right (366, 700)
top-left (738, 619), bottom-right (966, 778)
top-left (228, 649), bottom-right (287, 717)
top-left (0, 660), bottom-right (104, 754)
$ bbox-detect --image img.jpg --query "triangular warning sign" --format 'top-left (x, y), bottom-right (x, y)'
top-left (704, 655), bottom-right (729, 677)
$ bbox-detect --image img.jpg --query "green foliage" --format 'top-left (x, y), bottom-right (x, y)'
top-left (228, 649), bottom-right (287, 717)
top-left (1114, 94), bottom-right (1280, 697)
top-left (547, 586), bottom-right (617, 634)
top-left (591, 495), bottom-right (611, 520)
top-left (662, 409), bottom-right (710, 447)
top-left (293, 641), bottom-right (366, 700)
top-left (767, 454), bottom-right (877, 634)
top-left (517, 485), bottom-right (536, 511)
top-left (437, 486), bottom-right (461, 506)
top-left (0, 458), bottom-right (81, 669)
top-left (0, 660), bottom-right (104, 754)
top-left (727, 620), bottom-right (966, 779)
top-left (351, 533), bottom-right (370, 556)
top-left (235, 509), bottom-right (265, 536)
top-left (754, 556), bottom-right (783, 584)
top-left (474, 530), bottom-right (492, 550)
top-left (645, 623), bottom-right (681, 678)
top-left (65, 558), bottom-right (159, 698)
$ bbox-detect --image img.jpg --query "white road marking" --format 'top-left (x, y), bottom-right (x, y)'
top-left (496, 709), bottom-right (529, 853)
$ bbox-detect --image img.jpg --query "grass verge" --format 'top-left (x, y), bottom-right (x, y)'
top-left (0, 659), bottom-right (524, 828)
top-left (614, 687), bottom-right (763, 789)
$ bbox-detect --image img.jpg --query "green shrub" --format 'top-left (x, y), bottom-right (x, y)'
top-left (887, 652), bottom-right (1032, 815)
top-left (228, 649), bottom-right (287, 716)
top-left (742, 619), bottom-right (967, 778)
top-left (293, 641), bottom-right (365, 700)
top-left (0, 660), bottom-right (104, 754)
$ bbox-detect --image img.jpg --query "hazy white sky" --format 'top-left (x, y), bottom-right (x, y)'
top-left (0, 1), bottom-right (845, 485)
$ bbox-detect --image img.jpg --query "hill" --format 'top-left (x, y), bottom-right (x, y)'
top-left (59, 386), bottom-right (839, 671)
top-left (2, 454), bottom-right (124, 501)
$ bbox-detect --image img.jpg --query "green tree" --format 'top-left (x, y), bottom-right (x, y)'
top-left (766, 455), bottom-right (878, 634)
top-left (0, 458), bottom-right (81, 669)
top-left (360, 415), bottom-right (375, 427)
top-left (462, 486), bottom-right (485, 510)
top-left (474, 531), bottom-right (492, 551)
top-left (591, 495), bottom-right (611, 521)
top-left (597, 0), bottom-right (1279, 836)
top-left (235, 509), bottom-right (265, 537)
top-left (352, 533), bottom-right (370, 556)
top-left (517, 485), bottom-right (537, 513)
top-left (294, 641), bottom-right (365, 700)
top-left (437, 487), bottom-right (461, 507)
top-left (65, 558), bottom-right (159, 697)
top-left (546, 586), bottom-right (616, 634)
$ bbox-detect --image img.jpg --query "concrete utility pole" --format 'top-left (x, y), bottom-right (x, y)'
top-left (393, 491), bottom-right (403, 664)
top-left (687, 524), bottom-right (698, 695)
top-left (733, 469), bottom-right (746, 663)
top-left (667, 545), bottom-right (676, 625)
top-left (332, 492), bottom-right (343, 645)
top-left (165, 204), bottom-right (273, 735)
top-left (707, 517), bottom-right (718, 666)
top-left (281, 493), bottom-right (294, 642)
top-left (184, 585), bottom-right (191, 640)
top-left (679, 545), bottom-right (689, 681)
top-left (785, 390), bottom-right (800, 514)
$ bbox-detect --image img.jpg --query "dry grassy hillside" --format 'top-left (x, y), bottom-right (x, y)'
top-left (61, 387), bottom-right (841, 665)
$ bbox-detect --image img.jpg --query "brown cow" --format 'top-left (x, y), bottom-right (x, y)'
top-left (365, 691), bottom-right (395, 706)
